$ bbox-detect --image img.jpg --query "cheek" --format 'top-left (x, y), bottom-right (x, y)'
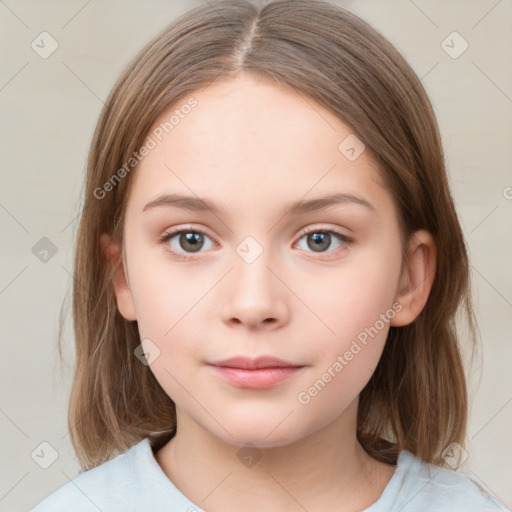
top-left (128, 248), bottom-right (211, 339)
top-left (293, 243), bottom-right (401, 398)
top-left (302, 253), bottom-right (400, 346)
top-left (294, 272), bottom-right (396, 420)
top-left (128, 255), bottom-right (213, 393)
top-left (133, 276), bottom-right (204, 406)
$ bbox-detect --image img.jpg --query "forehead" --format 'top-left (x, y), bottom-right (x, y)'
top-left (127, 74), bottom-right (389, 216)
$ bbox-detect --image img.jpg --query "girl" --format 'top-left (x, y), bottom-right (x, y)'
top-left (31, 0), bottom-right (508, 510)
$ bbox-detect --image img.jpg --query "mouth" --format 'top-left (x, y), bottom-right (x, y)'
top-left (207, 356), bottom-right (305, 389)
top-left (208, 356), bottom-right (301, 370)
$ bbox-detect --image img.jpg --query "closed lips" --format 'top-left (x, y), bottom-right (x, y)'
top-left (208, 357), bottom-right (303, 370)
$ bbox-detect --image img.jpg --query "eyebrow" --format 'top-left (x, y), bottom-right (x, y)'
top-left (142, 192), bottom-right (376, 216)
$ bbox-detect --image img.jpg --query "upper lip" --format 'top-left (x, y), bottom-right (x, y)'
top-left (208, 356), bottom-right (302, 370)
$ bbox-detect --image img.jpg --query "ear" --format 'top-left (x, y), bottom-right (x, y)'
top-left (390, 230), bottom-right (436, 327)
top-left (100, 233), bottom-right (137, 321)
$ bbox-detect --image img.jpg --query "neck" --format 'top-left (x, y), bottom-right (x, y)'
top-left (154, 400), bottom-right (395, 512)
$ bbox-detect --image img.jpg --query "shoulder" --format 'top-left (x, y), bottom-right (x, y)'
top-left (28, 440), bottom-right (142, 512)
top-left (384, 450), bottom-right (510, 512)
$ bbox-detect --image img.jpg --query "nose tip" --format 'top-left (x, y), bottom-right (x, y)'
top-left (220, 254), bottom-right (289, 331)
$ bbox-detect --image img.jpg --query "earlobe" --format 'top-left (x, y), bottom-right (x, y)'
top-left (100, 233), bottom-right (137, 321)
top-left (390, 230), bottom-right (436, 327)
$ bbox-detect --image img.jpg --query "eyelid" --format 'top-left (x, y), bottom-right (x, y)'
top-left (296, 224), bottom-right (352, 240)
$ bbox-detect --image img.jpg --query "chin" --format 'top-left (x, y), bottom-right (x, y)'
top-left (210, 420), bottom-right (309, 450)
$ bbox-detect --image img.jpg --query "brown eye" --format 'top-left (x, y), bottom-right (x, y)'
top-left (307, 232), bottom-right (332, 252)
top-left (176, 232), bottom-right (205, 253)
top-left (159, 229), bottom-right (216, 257)
top-left (296, 229), bottom-right (352, 255)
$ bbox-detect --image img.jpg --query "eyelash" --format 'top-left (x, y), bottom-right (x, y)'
top-left (158, 225), bottom-right (353, 260)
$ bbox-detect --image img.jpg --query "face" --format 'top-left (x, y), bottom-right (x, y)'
top-left (111, 74), bottom-right (410, 448)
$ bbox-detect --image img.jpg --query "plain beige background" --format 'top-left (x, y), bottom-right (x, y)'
top-left (0, 0), bottom-right (511, 510)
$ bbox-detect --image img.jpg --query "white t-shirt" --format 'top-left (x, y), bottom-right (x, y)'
top-left (29, 437), bottom-right (509, 512)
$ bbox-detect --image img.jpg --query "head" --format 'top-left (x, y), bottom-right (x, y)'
top-left (63, 0), bottom-right (475, 470)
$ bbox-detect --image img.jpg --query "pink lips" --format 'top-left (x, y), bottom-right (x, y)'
top-left (207, 356), bottom-right (305, 389)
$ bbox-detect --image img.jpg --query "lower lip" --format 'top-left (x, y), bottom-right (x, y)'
top-left (209, 365), bottom-right (304, 388)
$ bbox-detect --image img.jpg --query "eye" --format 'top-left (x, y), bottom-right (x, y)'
top-left (158, 225), bottom-right (353, 260)
top-left (295, 228), bottom-right (352, 255)
top-left (158, 227), bottom-right (216, 258)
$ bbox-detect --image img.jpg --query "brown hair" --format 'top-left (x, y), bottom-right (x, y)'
top-left (58, 0), bottom-right (477, 470)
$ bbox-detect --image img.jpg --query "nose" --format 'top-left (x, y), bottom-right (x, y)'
top-left (219, 247), bottom-right (290, 331)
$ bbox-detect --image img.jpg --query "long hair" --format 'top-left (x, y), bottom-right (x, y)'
top-left (58, 0), bottom-right (477, 470)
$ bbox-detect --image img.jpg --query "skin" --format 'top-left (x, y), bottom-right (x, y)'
top-left (102, 74), bottom-right (436, 512)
